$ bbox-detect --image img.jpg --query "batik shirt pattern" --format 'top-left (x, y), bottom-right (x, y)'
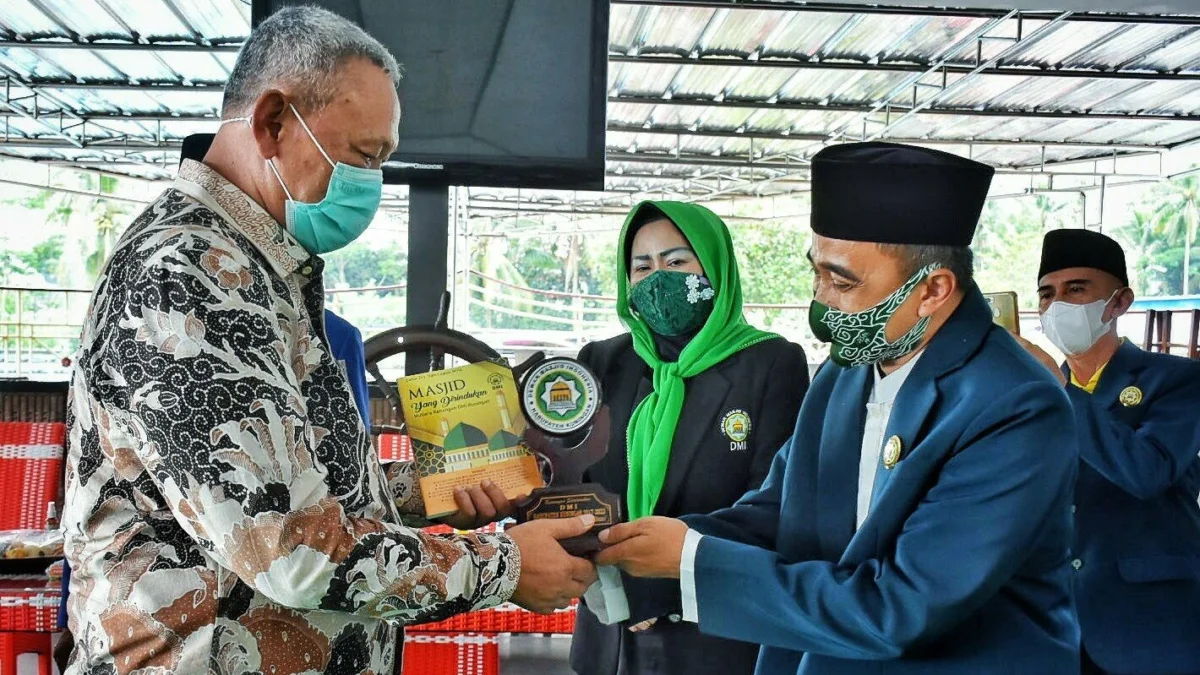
top-left (62, 160), bottom-right (520, 675)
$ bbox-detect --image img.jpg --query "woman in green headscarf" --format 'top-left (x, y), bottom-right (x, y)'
top-left (570, 200), bottom-right (810, 675)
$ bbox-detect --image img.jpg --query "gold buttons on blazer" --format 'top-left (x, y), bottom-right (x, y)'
top-left (1119, 386), bottom-right (1143, 407)
top-left (883, 436), bottom-right (903, 470)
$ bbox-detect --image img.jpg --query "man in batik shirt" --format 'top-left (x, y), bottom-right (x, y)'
top-left (62, 7), bottom-right (595, 674)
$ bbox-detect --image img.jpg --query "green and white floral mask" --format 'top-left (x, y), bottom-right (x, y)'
top-left (809, 264), bottom-right (939, 367)
top-left (630, 271), bottom-right (716, 337)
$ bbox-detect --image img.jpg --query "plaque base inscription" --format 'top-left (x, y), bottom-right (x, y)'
top-left (515, 483), bottom-right (625, 557)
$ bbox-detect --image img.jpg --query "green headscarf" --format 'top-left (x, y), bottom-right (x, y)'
top-left (618, 201), bottom-right (780, 520)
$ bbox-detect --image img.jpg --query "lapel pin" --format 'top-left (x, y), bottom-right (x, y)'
top-left (1119, 386), bottom-right (1143, 408)
top-left (883, 435), bottom-right (903, 470)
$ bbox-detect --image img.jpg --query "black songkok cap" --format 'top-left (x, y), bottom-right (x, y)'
top-left (811, 141), bottom-right (995, 247)
top-left (179, 133), bottom-right (215, 167)
top-left (1038, 229), bottom-right (1129, 287)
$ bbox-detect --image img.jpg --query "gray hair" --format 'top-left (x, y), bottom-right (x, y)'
top-left (222, 5), bottom-right (401, 116)
top-left (879, 243), bottom-right (976, 289)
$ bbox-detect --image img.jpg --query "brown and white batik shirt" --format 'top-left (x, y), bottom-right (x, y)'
top-left (62, 159), bottom-right (519, 675)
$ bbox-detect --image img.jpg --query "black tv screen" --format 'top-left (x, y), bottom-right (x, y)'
top-left (252, 0), bottom-right (609, 190)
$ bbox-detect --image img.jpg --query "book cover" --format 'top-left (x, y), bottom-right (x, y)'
top-left (398, 361), bottom-right (544, 518)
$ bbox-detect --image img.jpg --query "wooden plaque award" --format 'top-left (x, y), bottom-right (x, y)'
top-left (513, 357), bottom-right (623, 557)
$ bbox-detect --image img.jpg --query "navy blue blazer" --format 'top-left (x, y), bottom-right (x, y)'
top-left (1064, 341), bottom-right (1200, 674)
top-left (682, 289), bottom-right (1081, 674)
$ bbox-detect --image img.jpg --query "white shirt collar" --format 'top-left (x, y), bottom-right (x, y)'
top-left (871, 350), bottom-right (923, 405)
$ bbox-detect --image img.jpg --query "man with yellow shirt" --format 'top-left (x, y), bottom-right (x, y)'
top-left (1019, 229), bottom-right (1200, 675)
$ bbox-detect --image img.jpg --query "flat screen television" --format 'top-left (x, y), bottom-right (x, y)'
top-left (251, 0), bottom-right (609, 190)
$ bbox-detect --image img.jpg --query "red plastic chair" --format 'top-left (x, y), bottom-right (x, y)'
top-left (0, 632), bottom-right (52, 675)
top-left (0, 422), bottom-right (65, 675)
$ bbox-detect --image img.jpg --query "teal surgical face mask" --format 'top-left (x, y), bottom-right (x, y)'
top-left (222, 104), bottom-right (383, 255)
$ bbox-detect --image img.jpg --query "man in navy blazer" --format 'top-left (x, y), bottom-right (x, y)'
top-left (596, 142), bottom-right (1081, 674)
top-left (1019, 229), bottom-right (1200, 675)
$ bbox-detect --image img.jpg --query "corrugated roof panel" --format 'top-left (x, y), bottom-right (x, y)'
top-left (99, 0), bottom-right (188, 40)
top-left (987, 76), bottom-right (1081, 111)
top-left (761, 11), bottom-right (853, 59)
top-left (1142, 123), bottom-right (1200, 145)
top-left (948, 17), bottom-right (1052, 64)
top-left (632, 132), bottom-right (679, 153)
top-left (639, 6), bottom-right (712, 55)
top-left (172, 0), bottom-right (251, 41)
top-left (34, 0), bottom-right (128, 39)
top-left (606, 131), bottom-right (638, 148)
top-left (831, 70), bottom-right (914, 105)
top-left (1005, 21), bottom-right (1111, 68)
top-left (614, 61), bottom-right (680, 96)
top-left (645, 105), bottom-right (702, 129)
top-left (608, 4), bottom-right (644, 54)
top-left (96, 49), bottom-right (180, 82)
top-left (1050, 79), bottom-right (1143, 112)
top-left (823, 15), bottom-right (925, 61)
top-left (1143, 82), bottom-right (1200, 114)
top-left (1063, 23), bottom-right (1179, 69)
top-left (886, 16), bottom-right (989, 63)
top-left (0, 0), bottom-right (61, 36)
top-left (607, 101), bottom-right (655, 126)
top-left (776, 69), bottom-right (851, 103)
top-left (0, 46), bottom-right (70, 79)
top-left (702, 9), bottom-right (785, 56)
top-left (1122, 27), bottom-right (1200, 72)
top-left (156, 120), bottom-right (219, 139)
top-left (681, 135), bottom-right (726, 154)
top-left (940, 73), bottom-right (1034, 109)
top-left (750, 108), bottom-right (803, 133)
top-left (711, 136), bottom-right (752, 156)
top-left (157, 52), bottom-right (228, 83)
top-left (1050, 120), bottom-right (1133, 144)
top-left (41, 87), bottom-right (155, 113)
top-left (789, 109), bottom-right (856, 135)
top-left (135, 90), bottom-right (223, 114)
top-left (215, 51), bottom-right (238, 72)
top-left (725, 67), bottom-right (794, 99)
top-left (1085, 80), bottom-right (1187, 113)
top-left (33, 48), bottom-right (123, 81)
top-left (672, 63), bottom-right (740, 98)
top-left (695, 106), bottom-right (757, 131)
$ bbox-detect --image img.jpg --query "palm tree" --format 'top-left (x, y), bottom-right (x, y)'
top-left (1150, 175), bottom-right (1200, 295)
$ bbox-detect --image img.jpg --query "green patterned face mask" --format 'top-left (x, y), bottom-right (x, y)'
top-left (630, 271), bottom-right (716, 337)
top-left (809, 264), bottom-right (939, 367)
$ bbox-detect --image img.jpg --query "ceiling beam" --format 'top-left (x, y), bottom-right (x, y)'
top-left (606, 122), bottom-right (1164, 150)
top-left (609, 94), bottom-right (1200, 123)
top-left (608, 54), bottom-right (1200, 82)
top-left (14, 80), bottom-right (225, 92)
top-left (610, 0), bottom-right (1200, 26)
top-left (0, 39), bottom-right (241, 53)
top-left (1, 113), bottom-right (1158, 151)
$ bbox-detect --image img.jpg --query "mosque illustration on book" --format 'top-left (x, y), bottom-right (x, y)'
top-left (436, 389), bottom-right (527, 471)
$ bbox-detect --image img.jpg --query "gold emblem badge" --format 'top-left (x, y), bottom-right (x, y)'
top-left (1119, 386), bottom-right (1143, 407)
top-left (883, 436), bottom-right (903, 470)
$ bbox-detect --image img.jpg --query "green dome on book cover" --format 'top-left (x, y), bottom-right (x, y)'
top-left (488, 429), bottom-right (521, 452)
top-left (444, 422), bottom-right (488, 451)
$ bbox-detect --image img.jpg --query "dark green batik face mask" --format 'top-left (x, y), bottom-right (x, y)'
top-left (809, 263), bottom-right (939, 367)
top-left (630, 271), bottom-right (716, 337)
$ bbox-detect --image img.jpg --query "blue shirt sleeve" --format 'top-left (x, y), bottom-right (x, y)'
top-left (324, 310), bottom-right (371, 428)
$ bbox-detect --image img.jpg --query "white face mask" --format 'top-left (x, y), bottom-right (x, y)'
top-left (1039, 291), bottom-right (1119, 356)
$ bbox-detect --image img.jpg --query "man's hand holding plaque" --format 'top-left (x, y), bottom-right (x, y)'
top-left (512, 357), bottom-right (626, 557)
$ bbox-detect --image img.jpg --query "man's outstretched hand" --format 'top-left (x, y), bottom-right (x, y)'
top-left (595, 517), bottom-right (689, 579)
top-left (439, 480), bottom-right (518, 531)
top-left (507, 515), bottom-right (599, 614)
